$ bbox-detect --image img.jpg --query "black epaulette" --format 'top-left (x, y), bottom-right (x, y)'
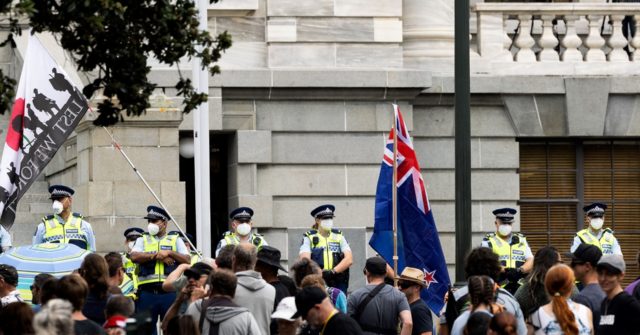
top-left (72, 212), bottom-right (83, 219)
top-left (604, 228), bottom-right (613, 234)
top-left (43, 214), bottom-right (54, 221)
top-left (331, 228), bottom-right (342, 234)
top-left (483, 232), bottom-right (495, 240)
top-left (305, 230), bottom-right (317, 236)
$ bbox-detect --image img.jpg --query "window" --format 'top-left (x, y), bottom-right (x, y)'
top-left (520, 140), bottom-right (640, 284)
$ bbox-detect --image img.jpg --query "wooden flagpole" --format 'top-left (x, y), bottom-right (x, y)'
top-left (392, 104), bottom-right (399, 286)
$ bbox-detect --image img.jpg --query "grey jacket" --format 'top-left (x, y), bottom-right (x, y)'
top-left (202, 304), bottom-right (261, 335)
top-left (234, 270), bottom-right (276, 335)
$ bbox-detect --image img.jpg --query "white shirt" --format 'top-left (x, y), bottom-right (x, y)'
top-left (0, 225), bottom-right (11, 251)
top-left (531, 300), bottom-right (591, 335)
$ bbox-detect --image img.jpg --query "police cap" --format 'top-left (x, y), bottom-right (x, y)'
top-left (583, 202), bottom-right (607, 218)
top-left (230, 207), bottom-right (254, 222)
top-left (144, 205), bottom-right (170, 221)
top-left (492, 207), bottom-right (517, 224)
top-left (310, 204), bottom-right (335, 219)
top-left (48, 185), bottom-right (74, 199)
top-left (123, 227), bottom-right (144, 239)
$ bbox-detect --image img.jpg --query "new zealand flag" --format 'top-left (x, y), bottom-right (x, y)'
top-left (369, 104), bottom-right (450, 314)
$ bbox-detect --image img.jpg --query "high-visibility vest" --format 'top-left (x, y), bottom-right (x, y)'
top-left (190, 252), bottom-right (201, 265)
top-left (223, 232), bottom-right (265, 250)
top-left (483, 233), bottom-right (529, 269)
top-left (137, 234), bottom-right (179, 286)
top-left (119, 272), bottom-right (136, 299)
top-left (42, 213), bottom-right (89, 250)
top-left (120, 252), bottom-right (138, 296)
top-left (305, 229), bottom-right (346, 270)
top-left (577, 228), bottom-right (616, 255)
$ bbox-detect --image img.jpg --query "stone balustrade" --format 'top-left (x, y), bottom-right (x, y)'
top-left (473, 3), bottom-right (640, 75)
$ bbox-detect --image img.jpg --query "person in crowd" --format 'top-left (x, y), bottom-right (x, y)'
top-left (104, 252), bottom-right (131, 296)
top-left (79, 253), bottom-right (111, 325)
top-left (0, 224), bottom-right (12, 252)
top-left (255, 245), bottom-right (293, 334)
top-left (103, 295), bottom-right (135, 334)
top-left (348, 256), bottom-right (412, 335)
top-left (488, 312), bottom-right (518, 335)
top-left (271, 297), bottom-right (302, 335)
top-left (169, 230), bottom-right (201, 264)
top-left (301, 274), bottom-right (347, 313)
top-left (571, 203), bottom-right (622, 256)
top-left (514, 246), bottom-right (568, 318)
top-left (295, 286), bottom-right (363, 335)
top-left (0, 302), bottom-right (35, 335)
top-left (481, 208), bottom-right (533, 294)
top-left (441, 247), bottom-right (527, 335)
top-left (568, 243), bottom-right (605, 327)
top-left (215, 207), bottom-right (268, 256)
top-left (33, 299), bottom-right (75, 335)
top-left (291, 257), bottom-right (322, 288)
top-left (185, 268), bottom-right (261, 334)
top-left (0, 263), bottom-right (22, 307)
top-left (396, 267), bottom-right (433, 335)
top-left (232, 242), bottom-right (276, 335)
top-left (596, 254), bottom-right (640, 335)
top-left (216, 244), bottom-right (236, 270)
top-left (56, 274), bottom-right (106, 335)
top-left (623, 249), bottom-right (640, 300)
top-left (33, 185), bottom-right (96, 251)
top-left (31, 273), bottom-right (55, 312)
top-left (451, 275), bottom-right (502, 335)
top-left (464, 312), bottom-right (492, 335)
top-left (130, 205), bottom-right (190, 334)
top-left (299, 204), bottom-right (353, 293)
top-left (121, 227), bottom-right (144, 295)
top-left (38, 277), bottom-right (58, 308)
top-left (279, 275), bottom-right (297, 296)
top-left (529, 264), bottom-right (592, 335)
top-left (161, 262), bottom-right (212, 332)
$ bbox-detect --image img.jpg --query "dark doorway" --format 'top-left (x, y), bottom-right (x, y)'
top-left (179, 132), bottom-right (230, 254)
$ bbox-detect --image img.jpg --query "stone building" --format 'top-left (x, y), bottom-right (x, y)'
top-left (4, 0), bottom-right (640, 289)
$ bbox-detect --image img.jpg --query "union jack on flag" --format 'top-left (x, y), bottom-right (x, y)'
top-left (369, 104), bottom-right (450, 314)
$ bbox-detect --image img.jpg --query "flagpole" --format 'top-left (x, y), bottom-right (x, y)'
top-left (392, 104), bottom-right (399, 286)
top-left (102, 126), bottom-right (202, 258)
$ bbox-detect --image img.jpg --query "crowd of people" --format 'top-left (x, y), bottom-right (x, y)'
top-left (0, 186), bottom-right (639, 335)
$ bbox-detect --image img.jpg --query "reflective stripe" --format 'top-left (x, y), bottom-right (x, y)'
top-left (487, 234), bottom-right (528, 269)
top-left (42, 215), bottom-right (88, 249)
top-left (577, 229), bottom-right (615, 255)
top-left (306, 231), bottom-right (344, 270)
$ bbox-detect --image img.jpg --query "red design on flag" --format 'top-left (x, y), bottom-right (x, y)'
top-left (6, 99), bottom-right (24, 151)
top-left (423, 268), bottom-right (438, 289)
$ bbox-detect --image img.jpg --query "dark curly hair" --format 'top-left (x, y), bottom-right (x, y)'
top-left (465, 247), bottom-right (501, 281)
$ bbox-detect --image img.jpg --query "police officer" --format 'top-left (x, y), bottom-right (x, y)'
top-left (0, 225), bottom-right (11, 253)
top-left (299, 204), bottom-right (353, 293)
top-left (571, 202), bottom-right (622, 256)
top-left (481, 207), bottom-right (533, 294)
top-left (169, 231), bottom-right (201, 264)
top-left (214, 207), bottom-right (268, 257)
top-left (121, 227), bottom-right (144, 298)
top-left (32, 185), bottom-right (96, 251)
top-left (130, 206), bottom-right (190, 334)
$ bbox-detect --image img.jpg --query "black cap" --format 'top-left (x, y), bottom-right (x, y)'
top-left (123, 227), bottom-right (144, 239)
top-left (565, 243), bottom-right (602, 267)
top-left (492, 208), bottom-right (517, 224)
top-left (310, 205), bottom-right (335, 219)
top-left (48, 185), bottom-right (74, 199)
top-left (229, 207), bottom-right (254, 222)
top-left (184, 262), bottom-right (213, 279)
top-left (144, 205), bottom-right (170, 221)
top-left (583, 203), bottom-right (607, 218)
top-left (293, 286), bottom-right (327, 319)
top-left (0, 264), bottom-right (18, 287)
top-left (257, 246), bottom-right (287, 272)
top-left (365, 256), bottom-right (388, 276)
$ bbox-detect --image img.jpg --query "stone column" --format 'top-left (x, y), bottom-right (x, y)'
top-left (403, 0), bottom-right (455, 72)
top-left (74, 109), bottom-right (185, 253)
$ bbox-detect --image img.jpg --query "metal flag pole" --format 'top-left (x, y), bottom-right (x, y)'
top-left (102, 126), bottom-right (202, 258)
top-left (392, 104), bottom-right (399, 286)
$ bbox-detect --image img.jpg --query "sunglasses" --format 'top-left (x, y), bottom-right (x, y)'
top-left (398, 281), bottom-right (414, 290)
top-left (571, 261), bottom-right (586, 267)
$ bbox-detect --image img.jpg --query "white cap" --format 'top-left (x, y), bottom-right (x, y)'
top-left (271, 297), bottom-right (298, 321)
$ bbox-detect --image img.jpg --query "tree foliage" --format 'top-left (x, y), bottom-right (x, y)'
top-left (0, 0), bottom-right (231, 126)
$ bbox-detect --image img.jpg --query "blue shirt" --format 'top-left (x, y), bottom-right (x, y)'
top-left (0, 225), bottom-right (11, 251)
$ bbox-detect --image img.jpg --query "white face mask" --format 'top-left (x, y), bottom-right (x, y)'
top-left (236, 223), bottom-right (251, 236)
top-left (147, 223), bottom-right (160, 236)
top-left (590, 218), bottom-right (604, 230)
top-left (320, 219), bottom-right (334, 231)
top-left (127, 241), bottom-right (136, 251)
top-left (498, 224), bottom-right (512, 236)
top-left (52, 200), bottom-right (64, 215)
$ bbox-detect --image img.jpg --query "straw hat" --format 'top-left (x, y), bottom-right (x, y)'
top-left (395, 267), bottom-right (427, 288)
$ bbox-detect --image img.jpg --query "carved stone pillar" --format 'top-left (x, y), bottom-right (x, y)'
top-left (403, 0), bottom-right (455, 72)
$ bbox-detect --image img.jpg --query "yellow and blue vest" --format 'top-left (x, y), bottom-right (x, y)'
top-left (120, 252), bottom-right (138, 298)
top-left (483, 233), bottom-right (529, 269)
top-left (42, 213), bottom-right (89, 250)
top-left (223, 232), bottom-right (265, 250)
top-left (305, 229), bottom-right (346, 270)
top-left (576, 228), bottom-right (616, 255)
top-left (137, 234), bottom-right (179, 286)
